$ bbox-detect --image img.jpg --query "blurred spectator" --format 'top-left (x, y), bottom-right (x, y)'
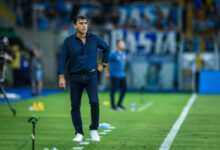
top-left (12, 0), bottom-right (181, 32)
top-left (170, 2), bottom-right (178, 26)
top-left (21, 0), bottom-right (33, 28)
top-left (15, 4), bottom-right (23, 26)
top-left (20, 49), bottom-right (30, 86)
top-left (0, 37), bottom-right (14, 84)
top-left (140, 14), bottom-right (151, 30)
top-left (1, 37), bottom-right (14, 63)
top-left (191, 33), bottom-right (201, 52)
top-left (205, 33), bottom-right (215, 52)
top-left (11, 45), bottom-right (21, 87)
top-left (191, 0), bottom-right (220, 52)
top-left (155, 5), bottom-right (167, 30)
top-left (57, 23), bottom-right (71, 66)
top-left (58, 23), bottom-right (71, 46)
top-left (70, 1), bottom-right (80, 20)
top-left (37, 10), bottom-right (48, 30)
top-left (207, 2), bottom-right (218, 33)
top-left (91, 9), bottom-right (106, 26)
top-left (108, 3), bottom-right (120, 28)
top-left (194, 2), bottom-right (207, 33)
top-left (30, 43), bottom-right (43, 96)
top-left (44, 0), bottom-right (59, 30)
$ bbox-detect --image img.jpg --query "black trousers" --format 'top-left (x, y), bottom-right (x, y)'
top-left (110, 77), bottom-right (127, 108)
top-left (69, 71), bottom-right (99, 135)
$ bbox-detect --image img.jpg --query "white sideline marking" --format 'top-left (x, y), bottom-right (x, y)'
top-left (159, 93), bottom-right (197, 150)
top-left (137, 101), bottom-right (154, 112)
top-left (85, 138), bottom-right (92, 141)
top-left (109, 126), bottom-right (116, 129)
top-left (72, 147), bottom-right (84, 150)
top-left (99, 132), bottom-right (107, 135)
top-left (79, 142), bottom-right (89, 145)
top-left (104, 130), bottom-right (111, 132)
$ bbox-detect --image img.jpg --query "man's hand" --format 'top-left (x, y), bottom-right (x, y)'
top-left (97, 64), bottom-right (104, 72)
top-left (59, 74), bottom-right (66, 90)
top-left (0, 53), bottom-right (13, 62)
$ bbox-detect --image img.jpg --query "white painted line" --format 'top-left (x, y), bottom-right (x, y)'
top-left (137, 101), bottom-right (154, 112)
top-left (85, 138), bottom-right (92, 141)
top-left (72, 147), bottom-right (84, 150)
top-left (79, 142), bottom-right (89, 145)
top-left (109, 126), bottom-right (116, 129)
top-left (104, 130), bottom-right (111, 132)
top-left (99, 132), bottom-right (107, 135)
top-left (159, 93), bottom-right (197, 150)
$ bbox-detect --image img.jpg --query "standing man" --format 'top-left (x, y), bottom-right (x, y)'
top-left (58, 15), bottom-right (110, 142)
top-left (105, 40), bottom-right (127, 111)
top-left (31, 43), bottom-right (43, 96)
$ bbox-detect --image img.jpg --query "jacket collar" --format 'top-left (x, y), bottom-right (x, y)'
top-left (73, 32), bottom-right (91, 39)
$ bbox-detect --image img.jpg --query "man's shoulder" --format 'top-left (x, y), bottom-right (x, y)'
top-left (88, 33), bottom-right (100, 40)
top-left (64, 35), bottom-right (74, 41)
top-left (111, 50), bottom-right (117, 54)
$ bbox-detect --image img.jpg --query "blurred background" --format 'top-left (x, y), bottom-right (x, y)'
top-left (0, 0), bottom-right (219, 95)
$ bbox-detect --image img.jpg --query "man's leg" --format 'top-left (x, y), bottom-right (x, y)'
top-left (36, 69), bottom-right (43, 95)
top-left (117, 77), bottom-right (127, 107)
top-left (85, 72), bottom-right (99, 130)
top-left (110, 77), bottom-right (118, 109)
top-left (70, 75), bottom-right (84, 135)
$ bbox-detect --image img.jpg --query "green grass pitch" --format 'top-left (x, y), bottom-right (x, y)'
top-left (0, 92), bottom-right (220, 150)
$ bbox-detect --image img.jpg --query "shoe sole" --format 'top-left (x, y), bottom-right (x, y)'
top-left (91, 139), bottom-right (100, 142)
top-left (73, 139), bottom-right (83, 142)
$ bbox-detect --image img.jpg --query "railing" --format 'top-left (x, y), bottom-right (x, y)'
top-left (178, 42), bottom-right (219, 91)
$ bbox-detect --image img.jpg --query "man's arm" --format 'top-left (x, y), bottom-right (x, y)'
top-left (96, 36), bottom-right (110, 71)
top-left (1, 53), bottom-right (13, 62)
top-left (58, 39), bottom-right (69, 90)
top-left (104, 64), bottom-right (110, 77)
top-left (33, 49), bottom-right (41, 59)
top-left (59, 74), bottom-right (66, 90)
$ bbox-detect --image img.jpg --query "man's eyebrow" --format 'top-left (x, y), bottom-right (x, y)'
top-left (79, 21), bottom-right (87, 24)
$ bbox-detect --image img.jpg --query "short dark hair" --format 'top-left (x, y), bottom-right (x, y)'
top-left (74, 15), bottom-right (88, 24)
top-left (117, 40), bottom-right (124, 45)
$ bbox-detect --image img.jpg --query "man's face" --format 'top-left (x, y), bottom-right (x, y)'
top-left (118, 41), bottom-right (125, 50)
top-left (74, 19), bottom-right (88, 34)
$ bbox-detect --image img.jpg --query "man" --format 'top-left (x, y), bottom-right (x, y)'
top-left (0, 37), bottom-right (13, 63)
top-left (30, 43), bottom-right (43, 95)
top-left (0, 37), bottom-right (14, 82)
top-left (58, 15), bottom-right (109, 142)
top-left (105, 40), bottom-right (127, 111)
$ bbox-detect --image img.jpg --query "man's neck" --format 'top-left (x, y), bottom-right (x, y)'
top-left (117, 49), bottom-right (122, 53)
top-left (76, 32), bottom-right (87, 39)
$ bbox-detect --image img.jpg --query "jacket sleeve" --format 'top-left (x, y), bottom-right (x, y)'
top-left (96, 36), bottom-right (110, 63)
top-left (58, 39), bottom-right (69, 75)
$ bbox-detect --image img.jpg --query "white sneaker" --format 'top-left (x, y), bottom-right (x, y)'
top-left (73, 133), bottom-right (83, 142)
top-left (90, 130), bottom-right (100, 141)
